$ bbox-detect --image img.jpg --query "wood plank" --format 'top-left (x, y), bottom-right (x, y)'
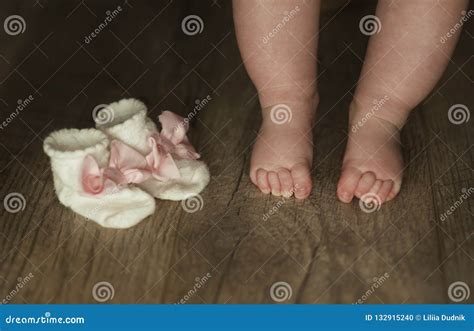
top-left (0, 0), bottom-right (471, 304)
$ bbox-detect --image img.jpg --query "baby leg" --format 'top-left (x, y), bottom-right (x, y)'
top-left (233, 0), bottom-right (320, 198)
top-left (337, 0), bottom-right (468, 204)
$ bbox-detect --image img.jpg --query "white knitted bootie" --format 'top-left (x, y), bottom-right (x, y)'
top-left (43, 128), bottom-right (155, 228)
top-left (95, 98), bottom-right (210, 201)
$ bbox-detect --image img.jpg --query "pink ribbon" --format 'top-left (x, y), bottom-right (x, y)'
top-left (81, 155), bottom-right (117, 195)
top-left (81, 111), bottom-right (200, 195)
top-left (156, 111), bottom-right (200, 160)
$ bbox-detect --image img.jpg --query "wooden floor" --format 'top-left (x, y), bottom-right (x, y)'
top-left (0, 0), bottom-right (472, 304)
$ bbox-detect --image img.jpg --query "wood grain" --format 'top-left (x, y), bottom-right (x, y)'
top-left (0, 0), bottom-right (472, 304)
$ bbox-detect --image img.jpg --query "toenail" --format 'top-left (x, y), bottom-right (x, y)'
top-left (294, 185), bottom-right (306, 193)
top-left (295, 192), bottom-right (309, 199)
top-left (298, 190), bottom-right (309, 197)
top-left (262, 188), bottom-right (270, 194)
top-left (340, 192), bottom-right (352, 201)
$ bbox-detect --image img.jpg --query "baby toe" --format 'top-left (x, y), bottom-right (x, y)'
top-left (354, 171), bottom-right (376, 198)
top-left (291, 163), bottom-right (312, 199)
top-left (387, 190), bottom-right (396, 201)
top-left (268, 171), bottom-right (281, 196)
top-left (337, 166), bottom-right (362, 203)
top-left (250, 169), bottom-right (258, 186)
top-left (277, 168), bottom-right (294, 198)
top-left (377, 180), bottom-right (394, 203)
top-left (256, 168), bottom-right (270, 194)
top-left (361, 179), bottom-right (383, 206)
top-left (368, 179), bottom-right (383, 195)
top-left (386, 179), bottom-right (402, 201)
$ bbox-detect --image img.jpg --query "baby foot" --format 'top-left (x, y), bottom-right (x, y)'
top-left (337, 103), bottom-right (404, 205)
top-left (250, 104), bottom-right (314, 199)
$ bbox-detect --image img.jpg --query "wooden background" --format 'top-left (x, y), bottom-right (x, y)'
top-left (0, 0), bottom-right (472, 304)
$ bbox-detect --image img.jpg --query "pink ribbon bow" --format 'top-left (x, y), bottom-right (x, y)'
top-left (81, 111), bottom-right (200, 195)
top-left (156, 111), bottom-right (200, 160)
top-left (81, 155), bottom-right (117, 195)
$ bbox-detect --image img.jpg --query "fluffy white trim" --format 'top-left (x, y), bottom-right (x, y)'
top-left (43, 128), bottom-right (109, 159)
top-left (96, 98), bottom-right (147, 130)
top-left (97, 98), bottom-right (155, 154)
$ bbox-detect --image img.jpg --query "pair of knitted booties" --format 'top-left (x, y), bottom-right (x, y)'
top-left (43, 98), bottom-right (210, 229)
